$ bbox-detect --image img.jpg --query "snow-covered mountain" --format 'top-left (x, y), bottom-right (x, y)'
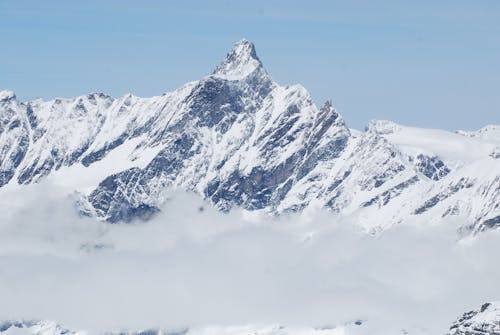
top-left (448, 302), bottom-right (500, 335)
top-left (0, 39), bottom-right (498, 232)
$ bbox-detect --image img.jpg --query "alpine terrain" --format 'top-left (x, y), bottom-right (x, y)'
top-left (1, 39), bottom-right (500, 335)
top-left (0, 39), bottom-right (498, 233)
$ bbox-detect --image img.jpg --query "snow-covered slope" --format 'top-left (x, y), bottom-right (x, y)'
top-left (448, 302), bottom-right (500, 335)
top-left (0, 321), bottom-right (83, 335)
top-left (456, 125), bottom-right (500, 145)
top-left (0, 39), bottom-right (498, 232)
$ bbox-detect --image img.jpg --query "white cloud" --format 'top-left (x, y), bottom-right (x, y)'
top-left (0, 181), bottom-right (498, 334)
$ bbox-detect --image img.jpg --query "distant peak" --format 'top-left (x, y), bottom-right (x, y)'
top-left (233, 39), bottom-right (258, 58)
top-left (321, 100), bottom-right (335, 111)
top-left (366, 120), bottom-right (402, 135)
top-left (319, 100), bottom-right (339, 117)
top-left (0, 90), bottom-right (16, 102)
top-left (213, 39), bottom-right (264, 80)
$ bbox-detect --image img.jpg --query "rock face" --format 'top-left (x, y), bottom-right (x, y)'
top-left (0, 39), bottom-right (499, 232)
top-left (448, 302), bottom-right (500, 335)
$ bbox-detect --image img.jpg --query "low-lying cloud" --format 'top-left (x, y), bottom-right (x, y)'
top-left (0, 182), bottom-right (499, 334)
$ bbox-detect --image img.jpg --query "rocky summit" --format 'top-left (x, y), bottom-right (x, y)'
top-left (448, 302), bottom-right (500, 335)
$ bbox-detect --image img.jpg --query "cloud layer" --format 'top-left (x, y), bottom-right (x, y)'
top-left (0, 182), bottom-right (499, 334)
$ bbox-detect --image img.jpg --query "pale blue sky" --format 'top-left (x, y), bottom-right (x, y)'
top-left (1, 0), bottom-right (499, 130)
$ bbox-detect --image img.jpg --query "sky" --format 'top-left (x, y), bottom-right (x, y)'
top-left (0, 0), bottom-right (499, 130)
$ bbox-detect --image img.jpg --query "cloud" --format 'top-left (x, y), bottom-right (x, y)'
top-left (0, 181), bottom-right (499, 334)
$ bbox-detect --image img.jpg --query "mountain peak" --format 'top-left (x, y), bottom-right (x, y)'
top-left (213, 39), bottom-right (263, 80)
top-left (0, 90), bottom-right (16, 102)
top-left (321, 100), bottom-right (335, 111)
top-left (366, 119), bottom-right (402, 135)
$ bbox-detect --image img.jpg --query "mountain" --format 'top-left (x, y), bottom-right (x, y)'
top-left (0, 321), bottom-right (83, 335)
top-left (448, 302), bottom-right (500, 335)
top-left (0, 39), bottom-right (498, 232)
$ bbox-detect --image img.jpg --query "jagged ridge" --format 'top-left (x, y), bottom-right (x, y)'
top-left (0, 40), bottom-right (498, 232)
